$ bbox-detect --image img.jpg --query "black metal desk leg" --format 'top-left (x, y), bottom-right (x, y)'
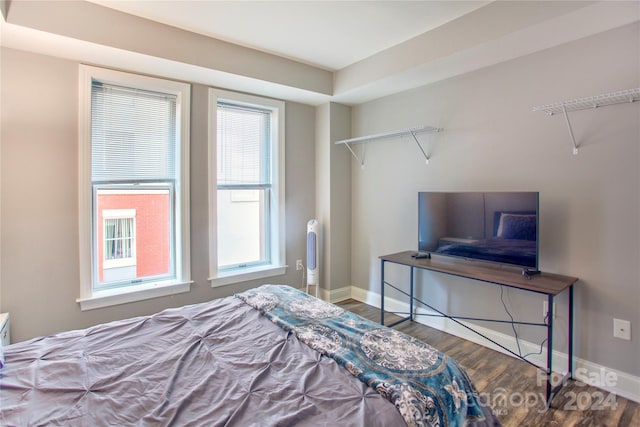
top-left (546, 294), bottom-right (554, 404)
top-left (410, 267), bottom-right (414, 321)
top-left (568, 285), bottom-right (574, 379)
top-left (380, 260), bottom-right (385, 326)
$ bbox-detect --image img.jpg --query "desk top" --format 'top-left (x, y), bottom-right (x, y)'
top-left (380, 251), bottom-right (578, 296)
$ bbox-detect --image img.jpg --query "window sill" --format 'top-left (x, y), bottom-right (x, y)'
top-left (77, 280), bottom-right (192, 311)
top-left (104, 258), bottom-right (137, 269)
top-left (209, 265), bottom-right (287, 288)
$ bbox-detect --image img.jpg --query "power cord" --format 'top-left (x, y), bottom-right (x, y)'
top-left (500, 286), bottom-right (547, 360)
top-left (299, 261), bottom-right (306, 292)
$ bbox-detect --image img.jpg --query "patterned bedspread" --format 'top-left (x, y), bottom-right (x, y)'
top-left (237, 285), bottom-right (487, 427)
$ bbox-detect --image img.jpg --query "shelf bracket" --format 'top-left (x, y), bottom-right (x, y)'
top-left (561, 104), bottom-right (579, 155)
top-left (343, 141), bottom-right (366, 168)
top-left (409, 129), bottom-right (431, 164)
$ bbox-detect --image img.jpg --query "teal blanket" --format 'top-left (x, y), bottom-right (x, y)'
top-left (236, 285), bottom-right (486, 427)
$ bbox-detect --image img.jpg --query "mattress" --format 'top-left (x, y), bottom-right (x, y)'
top-left (0, 285), bottom-right (500, 426)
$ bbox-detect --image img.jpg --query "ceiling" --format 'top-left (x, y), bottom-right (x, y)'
top-left (1, 1), bottom-right (639, 105)
top-left (86, 0), bottom-right (490, 71)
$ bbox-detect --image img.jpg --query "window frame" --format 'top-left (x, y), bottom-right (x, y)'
top-left (208, 89), bottom-right (286, 287)
top-left (78, 65), bottom-right (191, 310)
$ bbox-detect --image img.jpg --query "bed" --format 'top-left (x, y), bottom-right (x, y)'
top-left (0, 285), bottom-right (500, 426)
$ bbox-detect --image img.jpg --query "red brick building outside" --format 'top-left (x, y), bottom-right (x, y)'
top-left (96, 190), bottom-right (170, 284)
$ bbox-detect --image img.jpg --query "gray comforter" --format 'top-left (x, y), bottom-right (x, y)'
top-left (0, 290), bottom-right (500, 426)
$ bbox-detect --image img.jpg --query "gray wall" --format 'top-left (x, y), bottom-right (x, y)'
top-left (0, 47), bottom-right (316, 342)
top-left (350, 23), bottom-right (640, 377)
top-left (315, 103), bottom-right (352, 295)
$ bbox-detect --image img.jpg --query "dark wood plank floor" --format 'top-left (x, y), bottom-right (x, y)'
top-left (337, 299), bottom-right (640, 427)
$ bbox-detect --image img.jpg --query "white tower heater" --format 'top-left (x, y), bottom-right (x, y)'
top-left (306, 219), bottom-right (320, 297)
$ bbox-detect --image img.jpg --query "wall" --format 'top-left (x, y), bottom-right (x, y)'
top-left (350, 23), bottom-right (640, 378)
top-left (328, 103), bottom-right (352, 294)
top-left (5, 0), bottom-right (332, 98)
top-left (0, 47), bottom-right (315, 342)
top-left (315, 103), bottom-right (352, 298)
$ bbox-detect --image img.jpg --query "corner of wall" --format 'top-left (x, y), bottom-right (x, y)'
top-left (1, 0), bottom-right (8, 21)
top-left (314, 103), bottom-right (353, 293)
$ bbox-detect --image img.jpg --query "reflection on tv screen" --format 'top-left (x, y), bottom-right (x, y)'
top-left (418, 192), bottom-right (539, 268)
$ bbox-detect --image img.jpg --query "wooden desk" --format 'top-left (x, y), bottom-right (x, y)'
top-left (379, 250), bottom-right (578, 405)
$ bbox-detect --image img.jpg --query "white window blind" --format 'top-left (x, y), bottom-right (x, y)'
top-left (91, 82), bottom-right (177, 182)
top-left (217, 102), bottom-right (270, 187)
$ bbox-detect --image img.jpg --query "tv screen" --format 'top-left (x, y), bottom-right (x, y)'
top-left (418, 192), bottom-right (539, 269)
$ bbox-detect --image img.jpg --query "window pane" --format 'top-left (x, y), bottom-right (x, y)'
top-left (217, 103), bottom-right (270, 185)
top-left (95, 188), bottom-right (172, 287)
top-left (90, 78), bottom-right (180, 291)
top-left (104, 217), bottom-right (135, 260)
top-left (217, 189), bottom-right (267, 268)
top-left (208, 89), bottom-right (284, 286)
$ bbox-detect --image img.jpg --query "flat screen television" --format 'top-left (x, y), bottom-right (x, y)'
top-left (418, 191), bottom-right (539, 269)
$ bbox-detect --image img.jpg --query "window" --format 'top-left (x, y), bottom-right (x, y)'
top-left (104, 217), bottom-right (135, 262)
top-left (78, 65), bottom-right (191, 310)
top-left (103, 209), bottom-right (136, 270)
top-left (208, 89), bottom-right (285, 286)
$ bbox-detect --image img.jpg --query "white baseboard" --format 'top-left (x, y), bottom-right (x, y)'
top-left (349, 286), bottom-right (640, 403)
top-left (326, 286), bottom-right (352, 303)
top-left (315, 285), bottom-right (351, 304)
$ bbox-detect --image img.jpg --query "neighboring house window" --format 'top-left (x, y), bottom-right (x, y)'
top-left (103, 209), bottom-right (136, 269)
top-left (208, 89), bottom-right (286, 286)
top-left (78, 65), bottom-right (191, 310)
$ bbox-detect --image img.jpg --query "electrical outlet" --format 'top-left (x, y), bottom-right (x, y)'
top-left (613, 318), bottom-right (631, 340)
top-left (296, 259), bottom-right (303, 271)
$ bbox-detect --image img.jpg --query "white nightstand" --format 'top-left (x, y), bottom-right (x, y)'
top-left (0, 313), bottom-right (10, 346)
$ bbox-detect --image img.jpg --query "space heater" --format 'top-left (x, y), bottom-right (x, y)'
top-left (306, 219), bottom-right (320, 297)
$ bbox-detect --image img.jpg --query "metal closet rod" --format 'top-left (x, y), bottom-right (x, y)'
top-left (532, 88), bottom-right (639, 116)
top-left (532, 88), bottom-right (640, 155)
top-left (335, 125), bottom-right (441, 145)
top-left (335, 125), bottom-right (443, 166)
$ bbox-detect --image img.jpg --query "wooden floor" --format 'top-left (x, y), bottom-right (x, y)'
top-left (337, 299), bottom-right (640, 427)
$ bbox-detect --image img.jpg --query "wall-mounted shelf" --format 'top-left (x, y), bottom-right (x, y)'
top-left (335, 125), bottom-right (443, 167)
top-left (533, 88), bottom-right (640, 155)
